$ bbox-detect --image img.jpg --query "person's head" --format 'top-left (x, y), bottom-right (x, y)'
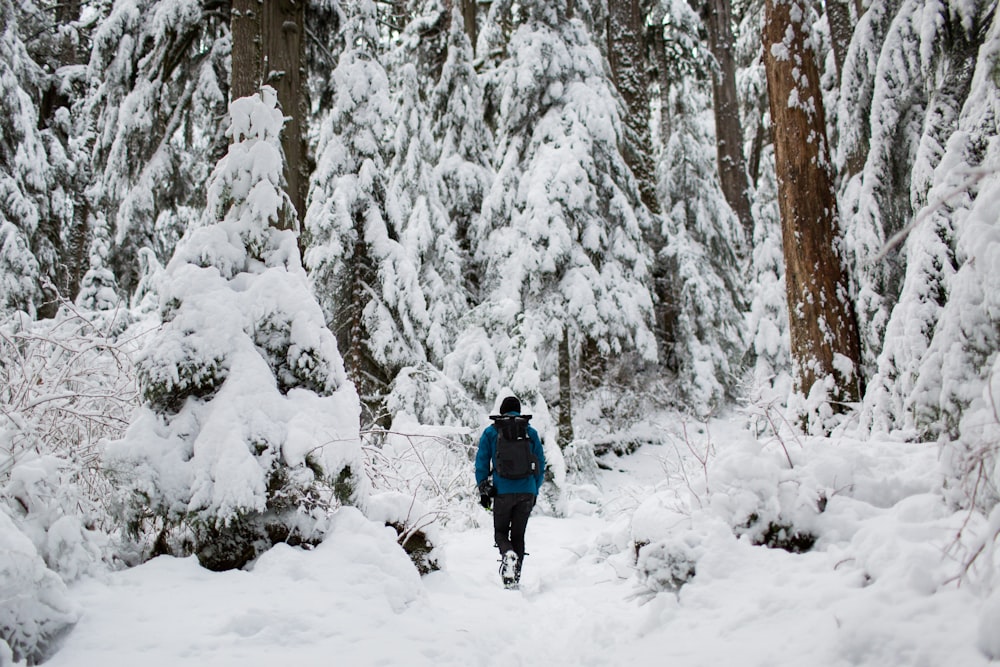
top-left (499, 396), bottom-right (521, 414)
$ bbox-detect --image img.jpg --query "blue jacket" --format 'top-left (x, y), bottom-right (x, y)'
top-left (475, 412), bottom-right (546, 495)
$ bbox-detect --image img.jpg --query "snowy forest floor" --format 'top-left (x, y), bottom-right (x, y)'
top-left (44, 416), bottom-right (996, 667)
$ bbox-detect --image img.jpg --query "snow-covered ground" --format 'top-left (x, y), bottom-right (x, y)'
top-left (42, 418), bottom-right (1000, 667)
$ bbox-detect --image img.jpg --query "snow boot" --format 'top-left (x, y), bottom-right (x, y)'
top-left (500, 551), bottom-right (519, 589)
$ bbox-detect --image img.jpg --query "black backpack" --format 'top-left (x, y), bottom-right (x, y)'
top-left (491, 414), bottom-right (538, 480)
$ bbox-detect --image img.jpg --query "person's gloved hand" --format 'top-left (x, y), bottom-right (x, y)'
top-left (478, 479), bottom-right (495, 510)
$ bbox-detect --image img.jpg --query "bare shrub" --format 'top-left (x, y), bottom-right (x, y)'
top-left (1, 304), bottom-right (146, 566)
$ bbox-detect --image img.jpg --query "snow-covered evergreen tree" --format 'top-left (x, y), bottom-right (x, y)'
top-left (389, 63), bottom-right (467, 368)
top-left (907, 9), bottom-right (1000, 510)
top-left (106, 88), bottom-right (362, 570)
top-left (82, 0), bottom-right (229, 297)
top-left (655, 76), bottom-right (749, 414)
top-left (305, 0), bottom-right (428, 426)
top-left (463, 0), bottom-right (657, 440)
top-left (837, 0), bottom-right (987, 379)
top-left (0, 0), bottom-right (57, 316)
top-left (744, 143), bottom-right (792, 407)
top-left (15, 0), bottom-right (94, 315)
top-left (431, 9), bottom-right (494, 303)
top-left (644, 0), bottom-right (751, 415)
top-left (839, 0), bottom-right (1000, 511)
top-left (375, 6), bottom-right (488, 429)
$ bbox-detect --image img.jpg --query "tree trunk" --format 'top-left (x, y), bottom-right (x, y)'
top-left (558, 327), bottom-right (575, 450)
top-left (230, 0), bottom-right (263, 100)
top-left (607, 0), bottom-right (660, 214)
top-left (461, 0), bottom-right (478, 51)
top-left (825, 0), bottom-right (853, 84)
top-left (647, 19), bottom-right (681, 369)
top-left (231, 0), bottom-right (306, 234)
top-left (698, 0), bottom-right (754, 239)
top-left (762, 0), bottom-right (863, 405)
top-left (34, 0), bottom-right (87, 316)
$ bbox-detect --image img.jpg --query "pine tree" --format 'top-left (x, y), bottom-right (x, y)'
top-left (645, 0), bottom-right (750, 413)
top-left (15, 0), bottom-right (91, 316)
top-left (720, 0), bottom-right (794, 405)
top-left (231, 0), bottom-right (307, 230)
top-left (372, 6), bottom-right (482, 428)
top-left (471, 0), bottom-right (657, 445)
top-left (0, 1), bottom-right (64, 316)
top-left (82, 0), bottom-right (230, 298)
top-left (687, 0), bottom-right (754, 237)
top-left (107, 88), bottom-right (361, 570)
top-left (388, 61), bottom-right (466, 368)
top-left (432, 8), bottom-right (494, 302)
top-left (835, 0), bottom-right (905, 180)
top-left (606, 0), bottom-right (659, 214)
top-left (838, 0), bottom-right (986, 382)
top-left (656, 78), bottom-right (749, 414)
top-left (892, 3), bottom-right (999, 447)
top-left (304, 0), bottom-right (427, 427)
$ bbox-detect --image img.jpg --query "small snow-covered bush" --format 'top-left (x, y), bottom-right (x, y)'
top-left (0, 508), bottom-right (79, 666)
top-left (630, 498), bottom-right (698, 593)
top-left (635, 534), bottom-right (699, 593)
top-left (630, 495), bottom-right (737, 596)
top-left (4, 456), bottom-right (111, 580)
top-left (362, 491), bottom-right (443, 575)
top-left (384, 364), bottom-right (484, 430)
top-left (736, 512), bottom-right (818, 553)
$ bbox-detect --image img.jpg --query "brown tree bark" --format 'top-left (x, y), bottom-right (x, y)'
top-left (825, 0), bottom-right (853, 84)
top-left (462, 0), bottom-right (478, 50)
top-left (230, 0), bottom-right (262, 101)
top-left (762, 0), bottom-right (863, 405)
top-left (607, 0), bottom-right (660, 214)
top-left (698, 0), bottom-right (754, 238)
top-left (558, 327), bottom-right (575, 450)
top-left (231, 0), bottom-right (306, 233)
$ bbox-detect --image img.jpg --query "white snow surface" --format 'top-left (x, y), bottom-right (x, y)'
top-left (40, 418), bottom-right (996, 667)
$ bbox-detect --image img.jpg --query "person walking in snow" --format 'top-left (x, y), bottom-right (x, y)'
top-left (475, 395), bottom-right (546, 588)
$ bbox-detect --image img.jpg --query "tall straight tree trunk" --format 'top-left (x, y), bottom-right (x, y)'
top-left (461, 0), bottom-right (478, 50)
top-left (230, 0), bottom-right (263, 100)
top-left (698, 0), bottom-right (754, 238)
top-left (825, 0), bottom-right (853, 84)
top-left (607, 0), bottom-right (660, 214)
top-left (647, 19), bottom-right (681, 368)
top-left (558, 327), bottom-right (575, 449)
top-left (231, 0), bottom-right (306, 233)
top-left (41, 0), bottom-right (88, 314)
top-left (762, 0), bottom-right (863, 405)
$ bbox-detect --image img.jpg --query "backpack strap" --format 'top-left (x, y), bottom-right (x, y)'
top-left (489, 414), bottom-right (532, 441)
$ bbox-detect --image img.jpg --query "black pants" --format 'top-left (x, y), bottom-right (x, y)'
top-left (493, 493), bottom-right (535, 559)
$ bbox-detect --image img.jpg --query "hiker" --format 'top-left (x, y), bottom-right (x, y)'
top-left (475, 395), bottom-right (546, 588)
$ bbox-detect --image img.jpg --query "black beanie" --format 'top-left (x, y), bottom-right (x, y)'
top-left (499, 396), bottom-right (521, 414)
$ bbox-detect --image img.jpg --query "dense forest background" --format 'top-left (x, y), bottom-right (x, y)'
top-left (1, 0), bottom-right (999, 662)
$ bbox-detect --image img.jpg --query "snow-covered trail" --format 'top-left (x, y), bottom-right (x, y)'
top-left (421, 514), bottom-right (641, 666)
top-left (43, 510), bottom-right (645, 667)
top-left (41, 433), bottom-right (994, 667)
